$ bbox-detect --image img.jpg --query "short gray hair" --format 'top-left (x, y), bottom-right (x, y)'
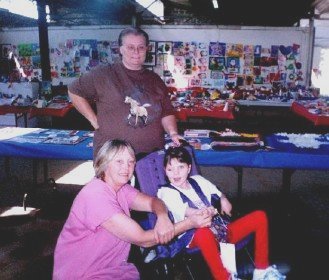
top-left (118, 27), bottom-right (149, 46)
top-left (94, 139), bottom-right (136, 180)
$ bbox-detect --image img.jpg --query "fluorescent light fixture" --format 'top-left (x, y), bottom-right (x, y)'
top-left (212, 0), bottom-right (219, 9)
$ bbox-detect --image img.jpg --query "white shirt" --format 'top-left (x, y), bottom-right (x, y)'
top-left (157, 174), bottom-right (222, 223)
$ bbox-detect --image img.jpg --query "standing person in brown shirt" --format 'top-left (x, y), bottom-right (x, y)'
top-left (68, 27), bottom-right (181, 158)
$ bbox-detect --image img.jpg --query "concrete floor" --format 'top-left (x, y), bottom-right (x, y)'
top-left (0, 156), bottom-right (328, 279)
top-left (0, 109), bottom-right (328, 279)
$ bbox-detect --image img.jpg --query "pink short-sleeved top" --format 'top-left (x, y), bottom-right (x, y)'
top-left (53, 178), bottom-right (140, 280)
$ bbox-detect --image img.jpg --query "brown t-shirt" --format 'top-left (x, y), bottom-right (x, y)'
top-left (68, 62), bottom-right (175, 156)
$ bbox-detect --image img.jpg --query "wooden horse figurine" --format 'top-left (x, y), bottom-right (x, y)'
top-left (124, 96), bottom-right (151, 125)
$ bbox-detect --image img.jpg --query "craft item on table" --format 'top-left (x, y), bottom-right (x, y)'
top-left (6, 129), bottom-right (87, 145)
top-left (184, 129), bottom-right (214, 138)
top-left (83, 132), bottom-right (94, 138)
top-left (69, 130), bottom-right (79, 136)
top-left (209, 129), bottom-right (263, 150)
top-left (275, 133), bottom-right (328, 149)
top-left (186, 138), bottom-right (202, 149)
top-left (0, 93), bottom-right (16, 105)
top-left (11, 95), bottom-right (32, 106)
top-left (210, 140), bottom-right (262, 151)
top-left (43, 135), bottom-right (86, 145)
top-left (246, 94), bottom-right (257, 101)
top-left (34, 99), bottom-right (47, 108)
top-left (298, 99), bottom-right (329, 116)
top-left (51, 95), bottom-right (71, 104)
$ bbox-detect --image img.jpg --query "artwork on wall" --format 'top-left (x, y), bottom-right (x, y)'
top-left (157, 41), bottom-right (173, 54)
top-left (148, 41), bottom-right (156, 53)
top-left (209, 42), bottom-right (226, 56)
top-left (0, 44), bottom-right (11, 59)
top-left (209, 57), bottom-right (225, 71)
top-left (144, 53), bottom-right (156, 66)
top-left (2, 37), bottom-right (304, 90)
top-left (144, 41), bottom-right (156, 66)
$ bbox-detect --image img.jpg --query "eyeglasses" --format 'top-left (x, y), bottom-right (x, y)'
top-left (124, 45), bottom-right (147, 53)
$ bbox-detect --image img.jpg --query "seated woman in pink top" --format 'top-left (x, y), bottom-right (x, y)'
top-left (53, 139), bottom-right (212, 280)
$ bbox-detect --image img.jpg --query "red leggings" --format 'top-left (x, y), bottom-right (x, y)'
top-left (189, 210), bottom-right (269, 280)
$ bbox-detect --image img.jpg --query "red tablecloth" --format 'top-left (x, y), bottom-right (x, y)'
top-left (291, 101), bottom-right (329, 126)
top-left (0, 105), bottom-right (30, 115)
top-left (28, 103), bottom-right (73, 118)
top-left (175, 104), bottom-right (235, 121)
top-left (0, 103), bottom-right (73, 119)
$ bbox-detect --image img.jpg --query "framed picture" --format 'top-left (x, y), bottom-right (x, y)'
top-left (209, 56), bottom-right (226, 71)
top-left (157, 41), bottom-right (173, 54)
top-left (1, 44), bottom-right (11, 58)
top-left (144, 53), bottom-right (156, 66)
top-left (148, 41), bottom-right (156, 53)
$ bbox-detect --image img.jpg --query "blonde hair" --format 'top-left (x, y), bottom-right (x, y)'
top-left (94, 139), bottom-right (135, 180)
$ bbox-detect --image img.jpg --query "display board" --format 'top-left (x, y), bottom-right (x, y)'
top-left (0, 25), bottom-right (312, 88)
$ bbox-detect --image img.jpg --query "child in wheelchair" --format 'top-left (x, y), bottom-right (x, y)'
top-left (157, 146), bottom-right (286, 280)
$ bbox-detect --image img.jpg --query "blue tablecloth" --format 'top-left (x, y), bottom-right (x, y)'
top-left (0, 129), bottom-right (93, 160)
top-left (193, 133), bottom-right (329, 170)
top-left (1, 129), bottom-right (328, 171)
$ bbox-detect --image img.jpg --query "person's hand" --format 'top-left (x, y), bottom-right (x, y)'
top-left (220, 195), bottom-right (232, 216)
top-left (170, 133), bottom-right (184, 146)
top-left (187, 209), bottom-right (212, 228)
top-left (200, 206), bottom-right (217, 217)
top-left (153, 214), bottom-right (175, 244)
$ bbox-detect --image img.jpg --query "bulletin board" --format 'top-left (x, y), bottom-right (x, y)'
top-left (144, 25), bottom-right (312, 89)
top-left (0, 25), bottom-right (312, 88)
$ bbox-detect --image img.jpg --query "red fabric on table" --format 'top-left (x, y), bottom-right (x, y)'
top-left (0, 105), bottom-right (29, 115)
top-left (291, 102), bottom-right (329, 126)
top-left (175, 104), bottom-right (235, 121)
top-left (28, 103), bottom-right (74, 119)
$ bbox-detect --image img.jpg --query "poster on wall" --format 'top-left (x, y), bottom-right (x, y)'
top-left (144, 41), bottom-right (156, 66)
top-left (148, 41), bottom-right (156, 53)
top-left (157, 42), bottom-right (173, 54)
top-left (3, 30), bottom-right (305, 90)
top-left (0, 44), bottom-right (11, 59)
top-left (144, 53), bottom-right (156, 66)
top-left (209, 42), bottom-right (226, 56)
top-left (18, 43), bottom-right (40, 57)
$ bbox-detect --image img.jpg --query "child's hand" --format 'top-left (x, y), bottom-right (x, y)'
top-left (220, 195), bottom-right (232, 216)
top-left (204, 206), bottom-right (218, 217)
top-left (188, 210), bottom-right (212, 228)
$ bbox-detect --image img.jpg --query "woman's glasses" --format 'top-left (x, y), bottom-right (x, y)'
top-left (124, 45), bottom-right (147, 53)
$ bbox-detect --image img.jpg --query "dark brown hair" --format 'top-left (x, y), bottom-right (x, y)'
top-left (164, 146), bottom-right (192, 167)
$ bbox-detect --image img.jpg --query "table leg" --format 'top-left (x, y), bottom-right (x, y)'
top-left (233, 166), bottom-right (243, 201)
top-left (43, 159), bottom-right (48, 182)
top-left (32, 159), bottom-right (50, 185)
top-left (14, 113), bottom-right (19, 127)
top-left (282, 169), bottom-right (295, 195)
top-left (4, 157), bottom-right (10, 179)
top-left (23, 113), bottom-right (28, 127)
top-left (32, 159), bottom-right (38, 185)
top-left (14, 112), bottom-right (28, 127)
